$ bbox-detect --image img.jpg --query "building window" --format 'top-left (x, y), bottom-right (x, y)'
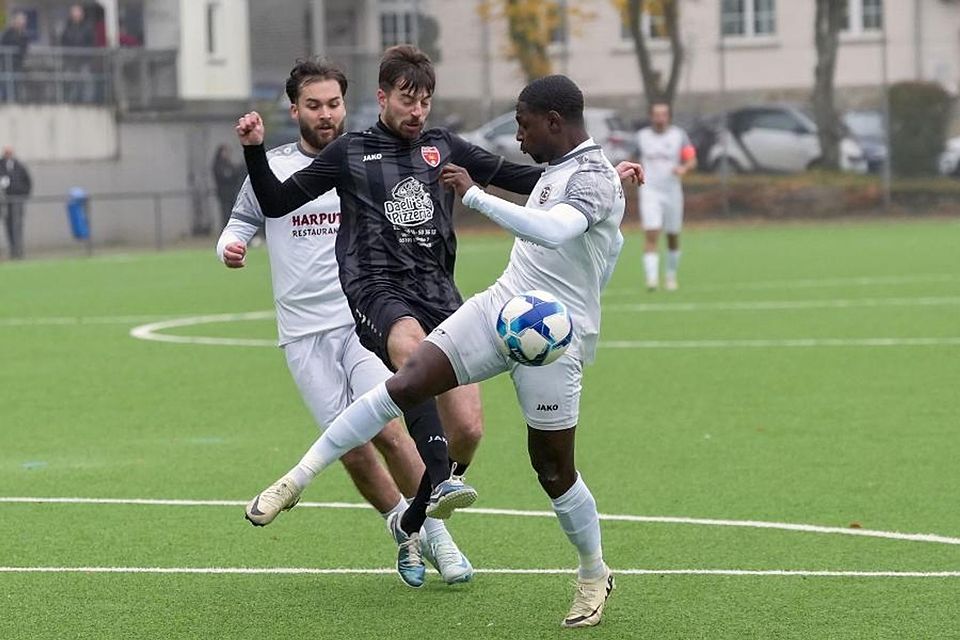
top-left (842, 0), bottom-right (883, 34)
top-left (206, 1), bottom-right (220, 55)
top-left (379, 0), bottom-right (417, 49)
top-left (722, 0), bottom-right (776, 38)
top-left (620, 4), bottom-right (669, 41)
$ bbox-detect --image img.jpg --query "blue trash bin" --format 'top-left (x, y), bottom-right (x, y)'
top-left (67, 187), bottom-right (90, 240)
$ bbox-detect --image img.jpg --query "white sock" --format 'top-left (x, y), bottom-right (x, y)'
top-left (643, 252), bottom-right (659, 284)
top-left (288, 382), bottom-right (402, 489)
top-left (381, 496), bottom-right (407, 521)
top-left (422, 516), bottom-right (448, 540)
top-left (666, 250), bottom-right (681, 276)
top-left (551, 473), bottom-right (605, 580)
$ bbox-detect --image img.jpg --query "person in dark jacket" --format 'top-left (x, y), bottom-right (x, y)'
top-left (211, 144), bottom-right (244, 228)
top-left (0, 11), bottom-right (30, 102)
top-left (59, 4), bottom-right (95, 103)
top-left (0, 146), bottom-right (33, 259)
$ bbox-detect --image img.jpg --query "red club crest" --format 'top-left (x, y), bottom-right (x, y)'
top-left (421, 146), bottom-right (441, 167)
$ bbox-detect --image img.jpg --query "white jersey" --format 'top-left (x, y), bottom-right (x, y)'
top-left (637, 125), bottom-right (691, 190)
top-left (227, 142), bottom-right (354, 345)
top-left (494, 139), bottom-right (625, 363)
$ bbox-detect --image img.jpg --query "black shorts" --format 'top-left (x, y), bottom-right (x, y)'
top-left (349, 287), bottom-right (461, 371)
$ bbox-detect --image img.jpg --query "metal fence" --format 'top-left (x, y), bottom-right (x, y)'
top-left (0, 45), bottom-right (178, 110)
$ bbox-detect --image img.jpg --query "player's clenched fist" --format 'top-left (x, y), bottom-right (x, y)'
top-left (235, 111), bottom-right (265, 146)
top-left (222, 241), bottom-right (247, 268)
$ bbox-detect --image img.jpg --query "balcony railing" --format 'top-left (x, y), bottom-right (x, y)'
top-left (0, 45), bottom-right (178, 111)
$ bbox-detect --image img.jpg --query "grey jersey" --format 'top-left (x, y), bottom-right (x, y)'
top-left (495, 139), bottom-right (625, 363)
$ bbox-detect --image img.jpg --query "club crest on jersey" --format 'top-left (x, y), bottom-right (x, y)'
top-left (384, 176), bottom-right (435, 227)
top-left (538, 184), bottom-right (552, 205)
top-left (421, 146), bottom-right (441, 167)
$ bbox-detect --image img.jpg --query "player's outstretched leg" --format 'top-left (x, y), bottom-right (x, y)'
top-left (421, 517), bottom-right (473, 584)
top-left (245, 475), bottom-right (302, 526)
top-left (386, 511), bottom-right (426, 588)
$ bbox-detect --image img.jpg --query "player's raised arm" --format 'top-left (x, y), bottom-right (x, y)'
top-left (236, 111), bottom-right (342, 218)
top-left (441, 163), bottom-right (587, 249)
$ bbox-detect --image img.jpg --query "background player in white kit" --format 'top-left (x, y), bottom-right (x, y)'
top-left (636, 101), bottom-right (696, 291)
top-left (216, 58), bottom-right (472, 584)
top-left (254, 75), bottom-right (631, 627)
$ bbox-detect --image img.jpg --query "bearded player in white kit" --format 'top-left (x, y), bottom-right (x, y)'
top-left (636, 100), bottom-right (696, 291)
top-left (254, 74), bottom-right (633, 627)
top-left (216, 58), bottom-right (472, 584)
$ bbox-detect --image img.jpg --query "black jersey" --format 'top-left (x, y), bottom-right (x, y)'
top-left (245, 121), bottom-right (543, 316)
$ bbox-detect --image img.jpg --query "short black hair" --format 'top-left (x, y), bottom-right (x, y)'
top-left (379, 45), bottom-right (436, 96)
top-left (285, 58), bottom-right (348, 104)
top-left (517, 75), bottom-right (584, 125)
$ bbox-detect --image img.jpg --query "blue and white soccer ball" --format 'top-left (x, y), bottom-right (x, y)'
top-left (496, 290), bottom-right (573, 366)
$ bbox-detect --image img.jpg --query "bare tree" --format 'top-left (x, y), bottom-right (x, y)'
top-left (812, 0), bottom-right (844, 169)
top-left (617, 0), bottom-right (683, 107)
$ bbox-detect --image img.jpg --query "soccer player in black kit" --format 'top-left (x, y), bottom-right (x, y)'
top-left (236, 45), bottom-right (642, 587)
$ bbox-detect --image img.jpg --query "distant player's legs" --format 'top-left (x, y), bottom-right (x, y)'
top-left (640, 189), bottom-right (664, 290)
top-left (663, 192), bottom-right (684, 291)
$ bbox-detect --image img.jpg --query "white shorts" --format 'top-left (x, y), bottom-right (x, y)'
top-left (425, 285), bottom-right (583, 431)
top-left (640, 186), bottom-right (684, 234)
top-left (283, 326), bottom-right (392, 430)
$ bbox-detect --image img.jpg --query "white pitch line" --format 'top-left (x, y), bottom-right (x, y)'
top-left (605, 296), bottom-right (960, 313)
top-left (601, 337), bottom-right (960, 349)
top-left (0, 315), bottom-right (181, 327)
top-left (0, 566), bottom-right (958, 578)
top-left (603, 273), bottom-right (960, 297)
top-left (3, 497), bottom-right (959, 546)
top-left (129, 311), bottom-right (276, 347)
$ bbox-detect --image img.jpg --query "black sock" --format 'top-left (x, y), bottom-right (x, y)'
top-left (403, 398), bottom-right (451, 488)
top-left (400, 472), bottom-right (431, 535)
top-left (450, 459), bottom-right (470, 477)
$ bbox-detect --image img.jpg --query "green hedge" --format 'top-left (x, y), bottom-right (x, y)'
top-left (888, 82), bottom-right (953, 177)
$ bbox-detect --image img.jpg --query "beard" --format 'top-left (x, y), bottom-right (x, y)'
top-left (300, 119), bottom-right (343, 151)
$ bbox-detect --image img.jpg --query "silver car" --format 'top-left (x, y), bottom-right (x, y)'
top-left (459, 108), bottom-right (636, 165)
top-left (706, 105), bottom-right (868, 174)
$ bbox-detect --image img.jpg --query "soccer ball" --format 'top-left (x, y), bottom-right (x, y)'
top-left (496, 290), bottom-right (573, 366)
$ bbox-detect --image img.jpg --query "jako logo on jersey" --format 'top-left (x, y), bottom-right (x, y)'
top-left (362, 153), bottom-right (382, 162)
top-left (384, 176), bottom-right (435, 226)
top-left (537, 403), bottom-right (559, 411)
top-left (538, 184), bottom-right (552, 205)
top-left (421, 146), bottom-right (441, 167)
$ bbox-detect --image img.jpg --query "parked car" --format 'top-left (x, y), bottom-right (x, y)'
top-left (704, 105), bottom-right (868, 174)
top-left (938, 136), bottom-right (960, 177)
top-left (842, 109), bottom-right (888, 174)
top-left (459, 108), bottom-right (637, 165)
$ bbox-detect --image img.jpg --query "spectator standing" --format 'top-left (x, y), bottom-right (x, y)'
top-left (0, 146), bottom-right (33, 260)
top-left (0, 12), bottom-right (30, 103)
top-left (59, 4), bottom-right (95, 103)
top-left (211, 144), bottom-right (244, 229)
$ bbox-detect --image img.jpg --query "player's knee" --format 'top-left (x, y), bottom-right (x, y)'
top-left (340, 444), bottom-right (377, 473)
top-left (531, 459), bottom-right (576, 496)
top-left (371, 419), bottom-right (411, 456)
top-left (450, 415), bottom-right (483, 448)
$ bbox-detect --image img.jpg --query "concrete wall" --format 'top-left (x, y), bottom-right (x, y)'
top-left (18, 117), bottom-right (242, 256)
top-left (0, 106), bottom-right (119, 161)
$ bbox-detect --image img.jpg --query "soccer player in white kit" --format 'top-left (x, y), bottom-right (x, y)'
top-left (216, 59), bottom-right (472, 584)
top-left (636, 101), bottom-right (696, 291)
top-left (258, 75), bottom-right (632, 627)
